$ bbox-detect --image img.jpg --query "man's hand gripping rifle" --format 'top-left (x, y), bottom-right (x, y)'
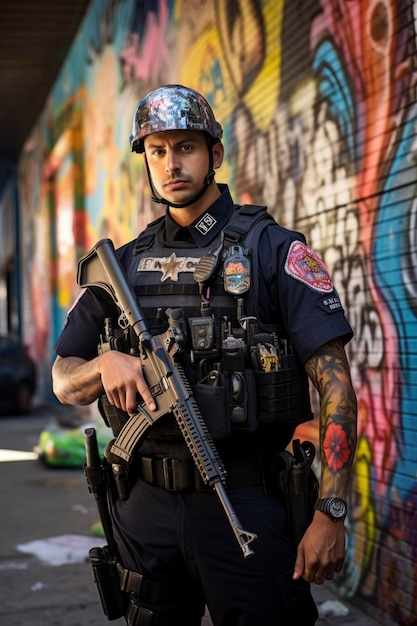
top-left (78, 238), bottom-right (257, 558)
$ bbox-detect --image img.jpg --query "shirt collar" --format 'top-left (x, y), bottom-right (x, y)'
top-left (162, 184), bottom-right (235, 247)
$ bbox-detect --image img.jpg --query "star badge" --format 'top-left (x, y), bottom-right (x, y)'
top-left (160, 253), bottom-right (183, 281)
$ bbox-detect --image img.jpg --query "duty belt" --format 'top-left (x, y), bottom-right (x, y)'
top-left (138, 455), bottom-right (264, 492)
top-left (117, 562), bottom-right (162, 602)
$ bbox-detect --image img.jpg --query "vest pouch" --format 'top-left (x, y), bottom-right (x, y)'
top-left (192, 372), bottom-right (231, 440)
top-left (254, 354), bottom-right (313, 425)
top-left (229, 369), bottom-right (258, 434)
top-left (98, 395), bottom-right (130, 436)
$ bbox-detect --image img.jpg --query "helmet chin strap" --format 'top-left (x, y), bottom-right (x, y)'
top-left (145, 144), bottom-right (216, 209)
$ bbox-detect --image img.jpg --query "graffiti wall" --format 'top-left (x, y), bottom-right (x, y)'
top-left (16, 0), bottom-right (417, 622)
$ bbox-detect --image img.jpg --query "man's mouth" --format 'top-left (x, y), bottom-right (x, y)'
top-left (164, 178), bottom-right (190, 190)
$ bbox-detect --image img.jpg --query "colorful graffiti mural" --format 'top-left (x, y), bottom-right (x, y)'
top-left (14, 0), bottom-right (417, 622)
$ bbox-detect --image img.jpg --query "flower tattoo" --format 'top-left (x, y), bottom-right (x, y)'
top-left (323, 423), bottom-right (350, 471)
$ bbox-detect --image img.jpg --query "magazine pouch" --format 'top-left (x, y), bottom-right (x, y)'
top-left (89, 545), bottom-right (126, 620)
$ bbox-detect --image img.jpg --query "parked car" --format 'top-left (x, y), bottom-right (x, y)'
top-left (0, 335), bottom-right (37, 414)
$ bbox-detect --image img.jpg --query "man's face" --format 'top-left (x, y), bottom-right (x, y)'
top-left (143, 130), bottom-right (214, 208)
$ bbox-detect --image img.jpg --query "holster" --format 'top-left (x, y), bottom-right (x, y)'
top-left (89, 545), bottom-right (164, 622)
top-left (273, 439), bottom-right (319, 545)
top-left (89, 545), bottom-right (126, 620)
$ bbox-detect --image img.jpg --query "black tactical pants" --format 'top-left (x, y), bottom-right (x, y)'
top-left (113, 478), bottom-right (318, 626)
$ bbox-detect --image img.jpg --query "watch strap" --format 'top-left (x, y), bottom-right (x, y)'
top-left (314, 497), bottom-right (347, 521)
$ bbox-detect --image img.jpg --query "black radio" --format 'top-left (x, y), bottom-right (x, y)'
top-left (189, 316), bottom-right (217, 357)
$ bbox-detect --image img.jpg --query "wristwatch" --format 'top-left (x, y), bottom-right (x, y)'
top-left (314, 497), bottom-right (347, 522)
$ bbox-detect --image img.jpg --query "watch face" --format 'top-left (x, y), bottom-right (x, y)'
top-left (328, 498), bottom-right (346, 519)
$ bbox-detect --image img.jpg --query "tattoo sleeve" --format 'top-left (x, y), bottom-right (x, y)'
top-left (304, 338), bottom-right (357, 498)
top-left (52, 355), bottom-right (104, 406)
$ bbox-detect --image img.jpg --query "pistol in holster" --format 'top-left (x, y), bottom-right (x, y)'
top-left (89, 545), bottom-right (127, 620)
top-left (273, 439), bottom-right (319, 545)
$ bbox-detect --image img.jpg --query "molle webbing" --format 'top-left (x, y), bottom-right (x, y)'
top-left (134, 282), bottom-right (224, 297)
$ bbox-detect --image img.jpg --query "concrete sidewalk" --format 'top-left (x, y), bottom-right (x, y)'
top-left (312, 584), bottom-right (382, 625)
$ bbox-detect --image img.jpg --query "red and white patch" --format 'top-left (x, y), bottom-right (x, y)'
top-left (285, 241), bottom-right (333, 293)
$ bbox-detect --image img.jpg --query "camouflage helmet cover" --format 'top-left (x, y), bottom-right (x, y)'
top-left (130, 84), bottom-right (223, 153)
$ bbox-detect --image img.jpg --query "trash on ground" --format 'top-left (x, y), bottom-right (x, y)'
top-left (31, 581), bottom-right (48, 591)
top-left (318, 599), bottom-right (349, 618)
top-left (16, 534), bottom-right (104, 566)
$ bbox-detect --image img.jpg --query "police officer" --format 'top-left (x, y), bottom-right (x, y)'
top-left (52, 85), bottom-right (357, 626)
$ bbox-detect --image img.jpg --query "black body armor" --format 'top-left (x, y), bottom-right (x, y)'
top-left (99, 205), bottom-right (313, 443)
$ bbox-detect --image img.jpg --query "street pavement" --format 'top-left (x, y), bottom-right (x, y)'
top-left (0, 405), bottom-right (382, 625)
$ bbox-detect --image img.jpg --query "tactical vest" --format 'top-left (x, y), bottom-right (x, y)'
top-left (99, 205), bottom-right (312, 441)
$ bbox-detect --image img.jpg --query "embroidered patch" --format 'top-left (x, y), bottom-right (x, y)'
top-left (285, 241), bottom-right (333, 293)
top-left (319, 296), bottom-right (343, 312)
top-left (138, 253), bottom-right (199, 282)
top-left (195, 213), bottom-right (216, 235)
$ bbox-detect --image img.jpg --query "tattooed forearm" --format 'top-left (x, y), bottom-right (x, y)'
top-left (305, 338), bottom-right (357, 497)
top-left (52, 355), bottom-right (103, 406)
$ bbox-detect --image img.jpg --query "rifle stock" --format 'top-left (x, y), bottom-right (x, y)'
top-left (78, 238), bottom-right (257, 558)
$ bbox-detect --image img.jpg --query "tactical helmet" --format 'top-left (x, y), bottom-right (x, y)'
top-left (130, 84), bottom-right (223, 153)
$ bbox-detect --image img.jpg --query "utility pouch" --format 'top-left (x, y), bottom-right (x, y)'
top-left (192, 371), bottom-right (231, 440)
top-left (273, 439), bottom-right (318, 545)
top-left (193, 368), bottom-right (258, 440)
top-left (89, 545), bottom-right (126, 620)
top-left (254, 354), bottom-right (313, 425)
top-left (228, 369), bottom-right (258, 434)
top-left (98, 394), bottom-right (130, 436)
top-left (104, 440), bottom-right (133, 502)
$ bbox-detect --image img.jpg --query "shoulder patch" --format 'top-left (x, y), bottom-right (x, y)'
top-left (68, 288), bottom-right (87, 313)
top-left (285, 241), bottom-right (333, 293)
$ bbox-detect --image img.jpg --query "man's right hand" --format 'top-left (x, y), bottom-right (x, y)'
top-left (52, 352), bottom-right (156, 413)
top-left (98, 350), bottom-right (156, 414)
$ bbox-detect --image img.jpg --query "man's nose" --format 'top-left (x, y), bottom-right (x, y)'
top-left (165, 149), bottom-right (180, 172)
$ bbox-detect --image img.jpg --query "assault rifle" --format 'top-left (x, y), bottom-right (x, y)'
top-left (77, 238), bottom-right (257, 558)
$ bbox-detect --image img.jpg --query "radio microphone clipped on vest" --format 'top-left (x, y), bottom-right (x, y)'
top-left (193, 237), bottom-right (224, 315)
top-left (194, 237), bottom-right (224, 287)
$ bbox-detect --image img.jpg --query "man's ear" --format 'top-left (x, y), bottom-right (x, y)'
top-left (212, 141), bottom-right (224, 169)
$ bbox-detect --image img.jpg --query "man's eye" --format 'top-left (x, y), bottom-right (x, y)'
top-left (180, 144), bottom-right (193, 152)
